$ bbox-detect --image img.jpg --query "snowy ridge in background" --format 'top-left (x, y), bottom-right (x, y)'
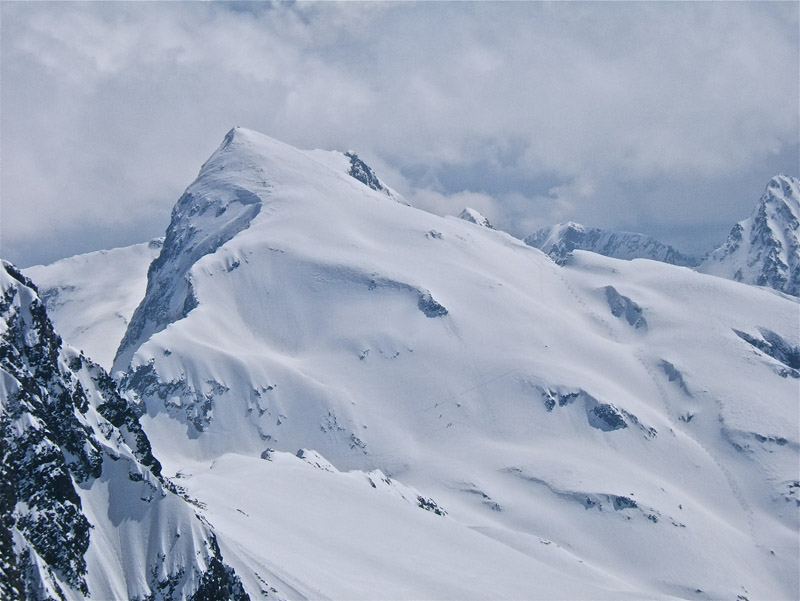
top-left (97, 128), bottom-right (797, 599)
top-left (525, 222), bottom-right (700, 267)
top-left (699, 175), bottom-right (800, 297)
top-left (527, 176), bottom-right (800, 300)
top-left (458, 207), bottom-right (494, 229)
top-left (24, 239), bottom-right (164, 370)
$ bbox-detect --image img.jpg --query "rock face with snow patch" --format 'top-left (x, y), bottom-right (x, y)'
top-left (525, 222), bottom-right (699, 266)
top-left (603, 286), bottom-right (647, 330)
top-left (699, 175), bottom-right (800, 296)
top-left (344, 151), bottom-right (406, 205)
top-left (0, 262), bottom-right (248, 601)
top-left (733, 327), bottom-right (799, 378)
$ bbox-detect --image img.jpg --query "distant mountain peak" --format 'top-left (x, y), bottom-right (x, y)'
top-left (457, 207), bottom-right (494, 229)
top-left (525, 222), bottom-right (699, 267)
top-left (768, 173), bottom-right (798, 192)
top-left (699, 175), bottom-right (800, 296)
top-left (345, 151), bottom-right (384, 192)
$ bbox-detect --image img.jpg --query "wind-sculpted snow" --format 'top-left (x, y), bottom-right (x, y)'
top-left (96, 129), bottom-right (800, 599)
top-left (700, 175), bottom-right (800, 296)
top-left (504, 467), bottom-right (670, 525)
top-left (297, 447), bottom-right (448, 515)
top-left (0, 262), bottom-right (249, 601)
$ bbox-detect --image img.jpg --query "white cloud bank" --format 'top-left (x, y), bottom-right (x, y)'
top-left (1, 2), bottom-right (797, 265)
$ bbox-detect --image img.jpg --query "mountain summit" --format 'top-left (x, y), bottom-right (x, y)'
top-left (114, 128), bottom-right (406, 372)
top-left (699, 175), bottom-right (800, 296)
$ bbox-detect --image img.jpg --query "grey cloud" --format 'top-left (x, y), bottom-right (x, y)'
top-left (1, 1), bottom-right (797, 265)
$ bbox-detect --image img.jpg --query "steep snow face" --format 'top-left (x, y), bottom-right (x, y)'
top-left (24, 239), bottom-right (163, 370)
top-left (458, 207), bottom-right (494, 229)
top-left (115, 128), bottom-right (798, 600)
top-left (0, 262), bottom-right (248, 601)
top-left (699, 175), bottom-right (800, 296)
top-left (525, 222), bottom-right (699, 266)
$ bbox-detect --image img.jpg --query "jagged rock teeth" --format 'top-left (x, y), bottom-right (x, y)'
top-left (699, 175), bottom-right (800, 296)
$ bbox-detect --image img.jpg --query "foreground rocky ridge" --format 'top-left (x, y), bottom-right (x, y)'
top-left (0, 262), bottom-right (248, 601)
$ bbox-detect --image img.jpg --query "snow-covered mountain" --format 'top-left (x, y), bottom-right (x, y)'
top-left (525, 222), bottom-right (700, 266)
top-left (7, 255), bottom-right (598, 601)
top-left (0, 262), bottom-right (249, 601)
top-left (97, 128), bottom-right (799, 599)
top-left (24, 239), bottom-right (163, 370)
top-left (457, 207), bottom-right (494, 229)
top-left (699, 175), bottom-right (800, 296)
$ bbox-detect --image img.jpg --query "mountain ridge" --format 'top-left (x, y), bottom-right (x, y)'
top-left (525, 174), bottom-right (800, 298)
top-left (24, 238), bottom-right (163, 370)
top-left (0, 261), bottom-right (249, 601)
top-left (699, 174), bottom-right (800, 296)
top-left (525, 222), bottom-right (700, 267)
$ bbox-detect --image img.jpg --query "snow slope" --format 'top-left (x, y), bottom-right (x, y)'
top-left (699, 175), bottom-right (800, 296)
top-left (0, 262), bottom-right (248, 601)
top-left (24, 239), bottom-right (163, 369)
top-left (525, 222), bottom-right (700, 266)
top-left (176, 450), bottom-right (651, 601)
top-left (105, 128), bottom-right (799, 600)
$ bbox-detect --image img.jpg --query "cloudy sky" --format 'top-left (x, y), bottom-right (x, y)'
top-left (2, 1), bottom-right (798, 267)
